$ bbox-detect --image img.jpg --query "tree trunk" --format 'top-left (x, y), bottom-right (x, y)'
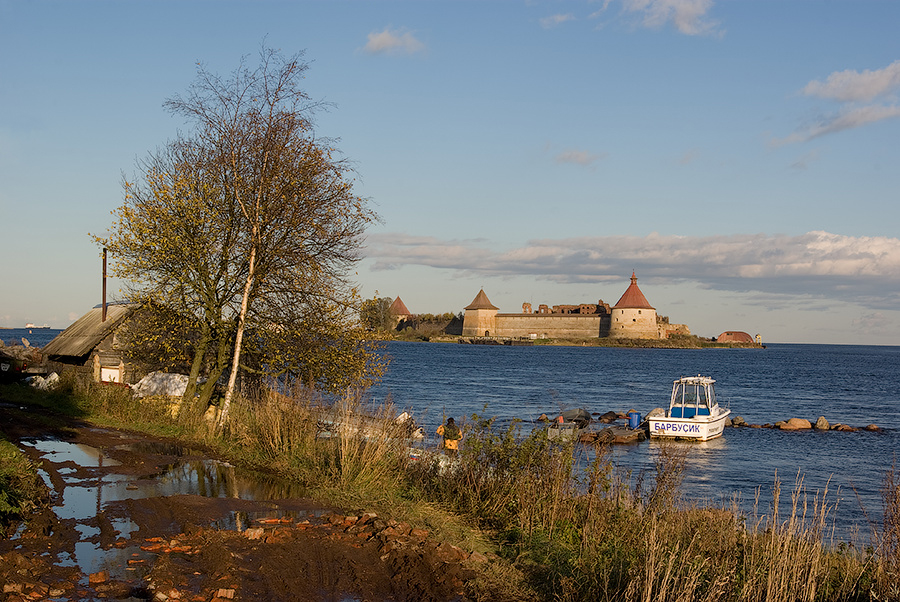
top-left (181, 320), bottom-right (211, 409)
top-left (197, 325), bottom-right (232, 410)
top-left (216, 243), bottom-right (257, 431)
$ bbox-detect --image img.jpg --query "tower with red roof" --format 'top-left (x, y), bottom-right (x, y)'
top-left (609, 272), bottom-right (660, 339)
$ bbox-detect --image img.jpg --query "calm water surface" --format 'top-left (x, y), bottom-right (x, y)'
top-left (370, 341), bottom-right (900, 538)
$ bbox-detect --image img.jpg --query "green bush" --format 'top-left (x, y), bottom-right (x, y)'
top-left (0, 435), bottom-right (46, 527)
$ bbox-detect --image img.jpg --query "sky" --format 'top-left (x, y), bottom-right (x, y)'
top-left (1, 0), bottom-right (899, 345)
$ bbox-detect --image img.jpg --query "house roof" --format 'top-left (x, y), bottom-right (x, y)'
top-left (388, 296), bottom-right (411, 316)
top-left (464, 289), bottom-right (499, 311)
top-left (41, 304), bottom-right (139, 358)
top-left (613, 272), bottom-right (654, 310)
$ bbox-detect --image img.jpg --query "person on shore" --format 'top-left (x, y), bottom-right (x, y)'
top-left (436, 417), bottom-right (462, 456)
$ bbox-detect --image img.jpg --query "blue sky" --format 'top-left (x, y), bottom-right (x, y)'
top-left (1, 1), bottom-right (899, 344)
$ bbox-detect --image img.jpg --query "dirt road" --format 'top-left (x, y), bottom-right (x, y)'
top-left (0, 404), bottom-right (482, 601)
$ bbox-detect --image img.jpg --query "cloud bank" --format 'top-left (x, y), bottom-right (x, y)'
top-left (365, 231), bottom-right (900, 309)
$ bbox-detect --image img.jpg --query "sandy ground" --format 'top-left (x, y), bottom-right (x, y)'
top-left (0, 403), bottom-right (485, 601)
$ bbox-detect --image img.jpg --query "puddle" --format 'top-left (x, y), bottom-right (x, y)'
top-left (17, 435), bottom-right (309, 582)
top-left (21, 438), bottom-right (121, 467)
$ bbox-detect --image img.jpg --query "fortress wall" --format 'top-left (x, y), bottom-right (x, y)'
top-left (660, 323), bottom-right (690, 338)
top-left (494, 314), bottom-right (607, 338)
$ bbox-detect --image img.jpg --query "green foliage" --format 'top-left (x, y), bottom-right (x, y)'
top-left (0, 434), bottom-right (46, 527)
top-left (359, 296), bottom-right (394, 331)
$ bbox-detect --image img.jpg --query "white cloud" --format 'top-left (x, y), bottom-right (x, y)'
top-left (364, 28), bottom-right (425, 55)
top-left (622, 0), bottom-right (721, 36)
top-left (778, 60), bottom-right (900, 145)
top-left (364, 231), bottom-right (900, 309)
top-left (789, 149), bottom-right (819, 170)
top-left (803, 60), bottom-right (900, 103)
top-left (540, 13), bottom-right (575, 29)
top-left (555, 149), bottom-right (606, 165)
top-left (678, 149), bottom-right (698, 165)
top-left (773, 104), bottom-right (900, 146)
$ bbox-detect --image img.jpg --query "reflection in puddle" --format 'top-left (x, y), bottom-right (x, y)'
top-left (21, 438), bottom-right (121, 467)
top-left (18, 436), bottom-right (309, 582)
top-left (213, 508), bottom-right (326, 532)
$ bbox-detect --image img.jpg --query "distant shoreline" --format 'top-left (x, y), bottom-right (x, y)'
top-left (386, 333), bottom-right (765, 349)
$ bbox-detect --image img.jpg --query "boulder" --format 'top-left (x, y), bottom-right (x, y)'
top-left (836, 424), bottom-right (858, 432)
top-left (780, 418), bottom-right (812, 431)
top-left (598, 411), bottom-right (619, 423)
top-left (731, 416), bottom-right (747, 427)
top-left (814, 416), bottom-right (830, 430)
top-left (864, 424), bottom-right (880, 431)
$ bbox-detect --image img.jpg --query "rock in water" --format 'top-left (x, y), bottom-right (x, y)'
top-left (814, 416), bottom-right (829, 430)
top-left (779, 417), bottom-right (812, 431)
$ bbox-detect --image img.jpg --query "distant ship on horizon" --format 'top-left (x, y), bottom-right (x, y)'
top-left (25, 323), bottom-right (50, 329)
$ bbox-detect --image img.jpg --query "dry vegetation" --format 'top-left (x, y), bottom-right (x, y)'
top-left (3, 375), bottom-right (899, 601)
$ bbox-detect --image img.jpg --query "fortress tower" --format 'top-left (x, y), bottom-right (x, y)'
top-left (388, 296), bottom-right (411, 328)
top-left (461, 289), bottom-right (499, 336)
top-left (609, 272), bottom-right (659, 339)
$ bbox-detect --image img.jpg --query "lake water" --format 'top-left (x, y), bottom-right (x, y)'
top-left (369, 341), bottom-right (900, 540)
top-left (1, 327), bottom-right (63, 349)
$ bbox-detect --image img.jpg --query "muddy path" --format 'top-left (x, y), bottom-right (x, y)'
top-left (0, 403), bottom-right (483, 601)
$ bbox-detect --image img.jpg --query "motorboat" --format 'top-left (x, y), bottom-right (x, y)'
top-left (647, 375), bottom-right (730, 441)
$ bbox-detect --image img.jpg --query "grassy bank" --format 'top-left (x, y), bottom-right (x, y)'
top-left (0, 435), bottom-right (46, 532)
top-left (403, 333), bottom-right (763, 349)
top-left (1, 376), bottom-right (897, 601)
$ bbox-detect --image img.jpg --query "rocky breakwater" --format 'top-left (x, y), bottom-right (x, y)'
top-left (729, 415), bottom-right (881, 433)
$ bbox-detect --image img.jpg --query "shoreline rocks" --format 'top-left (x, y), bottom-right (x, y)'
top-left (727, 415), bottom-right (879, 433)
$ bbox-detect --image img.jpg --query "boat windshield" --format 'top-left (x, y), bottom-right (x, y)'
top-left (670, 379), bottom-right (716, 417)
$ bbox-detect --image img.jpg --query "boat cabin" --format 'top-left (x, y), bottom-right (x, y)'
top-left (669, 376), bottom-right (717, 418)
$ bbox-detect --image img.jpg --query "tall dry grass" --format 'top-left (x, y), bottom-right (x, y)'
top-left (224, 385), bottom-right (413, 496)
top-left (876, 462), bottom-right (900, 600)
top-left (21, 374), bottom-right (900, 601)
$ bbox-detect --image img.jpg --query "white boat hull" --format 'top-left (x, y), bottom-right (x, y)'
top-left (648, 410), bottom-right (730, 442)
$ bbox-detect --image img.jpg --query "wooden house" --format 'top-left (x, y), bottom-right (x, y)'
top-left (42, 303), bottom-right (140, 383)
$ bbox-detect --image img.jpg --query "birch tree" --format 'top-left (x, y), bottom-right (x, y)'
top-left (100, 48), bottom-right (381, 429)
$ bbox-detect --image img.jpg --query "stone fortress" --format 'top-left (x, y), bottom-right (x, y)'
top-left (461, 272), bottom-right (690, 340)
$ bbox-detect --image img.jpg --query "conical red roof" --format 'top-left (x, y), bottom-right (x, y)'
top-left (388, 296), bottom-right (411, 316)
top-left (464, 289), bottom-right (498, 310)
top-left (613, 272), bottom-right (654, 309)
